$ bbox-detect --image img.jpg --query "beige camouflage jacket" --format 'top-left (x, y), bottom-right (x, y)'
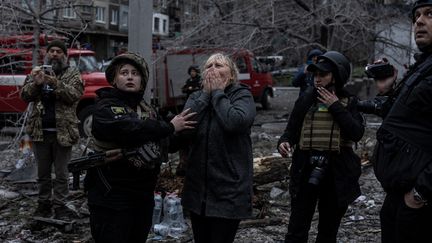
top-left (20, 67), bottom-right (84, 146)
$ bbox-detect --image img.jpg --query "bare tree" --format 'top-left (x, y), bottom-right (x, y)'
top-left (169, 0), bottom-right (411, 66)
top-left (0, 0), bottom-right (93, 66)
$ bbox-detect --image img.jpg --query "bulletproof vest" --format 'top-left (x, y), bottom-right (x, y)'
top-left (299, 98), bottom-right (353, 152)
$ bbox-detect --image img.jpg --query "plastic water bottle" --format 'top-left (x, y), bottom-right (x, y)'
top-left (162, 193), bottom-right (188, 238)
top-left (163, 194), bottom-right (178, 225)
top-left (152, 192), bottom-right (162, 228)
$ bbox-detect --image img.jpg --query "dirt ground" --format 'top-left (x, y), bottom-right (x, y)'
top-left (0, 87), bottom-right (385, 243)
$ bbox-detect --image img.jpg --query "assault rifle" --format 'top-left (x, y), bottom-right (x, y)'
top-left (68, 149), bottom-right (140, 173)
top-left (68, 149), bottom-right (137, 189)
top-left (68, 144), bottom-right (160, 189)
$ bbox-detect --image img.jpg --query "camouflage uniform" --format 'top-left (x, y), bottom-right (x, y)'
top-left (21, 67), bottom-right (83, 145)
top-left (20, 66), bottom-right (83, 214)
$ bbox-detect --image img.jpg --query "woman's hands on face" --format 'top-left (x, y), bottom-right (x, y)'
top-left (202, 70), bottom-right (227, 93)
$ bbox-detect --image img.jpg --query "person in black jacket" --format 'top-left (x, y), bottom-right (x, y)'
top-left (85, 52), bottom-right (195, 243)
top-left (181, 65), bottom-right (201, 97)
top-left (277, 51), bottom-right (364, 243)
top-left (172, 53), bottom-right (256, 243)
top-left (292, 49), bottom-right (323, 97)
top-left (373, 1), bottom-right (432, 242)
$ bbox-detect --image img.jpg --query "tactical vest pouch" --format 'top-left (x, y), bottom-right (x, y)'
top-left (299, 101), bottom-right (346, 151)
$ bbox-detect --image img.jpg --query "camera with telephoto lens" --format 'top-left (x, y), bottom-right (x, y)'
top-left (364, 63), bottom-right (394, 79)
top-left (308, 155), bottom-right (328, 186)
top-left (357, 96), bottom-right (389, 116)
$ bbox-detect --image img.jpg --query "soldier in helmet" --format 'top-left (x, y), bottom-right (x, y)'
top-left (85, 52), bottom-right (196, 243)
top-left (277, 51), bottom-right (365, 243)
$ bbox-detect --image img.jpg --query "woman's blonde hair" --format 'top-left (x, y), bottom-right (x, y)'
top-left (202, 53), bottom-right (239, 84)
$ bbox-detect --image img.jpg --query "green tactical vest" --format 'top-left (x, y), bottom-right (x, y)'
top-left (299, 98), bottom-right (353, 152)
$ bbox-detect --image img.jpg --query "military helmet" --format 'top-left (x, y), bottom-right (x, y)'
top-left (412, 0), bottom-right (432, 22)
top-left (105, 52), bottom-right (150, 88)
top-left (307, 49), bottom-right (323, 61)
top-left (317, 51), bottom-right (351, 87)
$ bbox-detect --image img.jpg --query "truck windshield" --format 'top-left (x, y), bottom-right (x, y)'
top-left (69, 55), bottom-right (100, 73)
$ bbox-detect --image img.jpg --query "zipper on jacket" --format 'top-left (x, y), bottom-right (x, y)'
top-left (202, 106), bottom-right (212, 213)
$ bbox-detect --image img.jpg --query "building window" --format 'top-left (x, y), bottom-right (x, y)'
top-left (111, 9), bottom-right (118, 25)
top-left (121, 11), bottom-right (128, 28)
top-left (63, 8), bottom-right (77, 18)
top-left (154, 17), bottom-right (160, 33)
top-left (95, 7), bottom-right (105, 23)
top-left (162, 19), bottom-right (167, 33)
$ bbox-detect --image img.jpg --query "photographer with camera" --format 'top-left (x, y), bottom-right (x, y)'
top-left (20, 39), bottom-right (84, 220)
top-left (357, 58), bottom-right (398, 118)
top-left (373, 1), bottom-right (432, 242)
top-left (277, 51), bottom-right (364, 243)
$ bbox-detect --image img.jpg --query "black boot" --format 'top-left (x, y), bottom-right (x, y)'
top-left (33, 202), bottom-right (52, 218)
top-left (54, 205), bottom-right (77, 221)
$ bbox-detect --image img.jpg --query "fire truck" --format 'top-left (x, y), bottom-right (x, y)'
top-left (151, 48), bottom-right (274, 115)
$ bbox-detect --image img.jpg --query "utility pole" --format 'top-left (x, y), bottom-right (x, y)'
top-left (128, 0), bottom-right (153, 100)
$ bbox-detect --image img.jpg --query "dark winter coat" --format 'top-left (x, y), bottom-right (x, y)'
top-left (278, 87), bottom-right (365, 206)
top-left (85, 87), bottom-right (175, 210)
top-left (181, 75), bottom-right (202, 96)
top-left (374, 53), bottom-right (432, 201)
top-left (292, 64), bottom-right (314, 97)
top-left (173, 83), bottom-right (256, 219)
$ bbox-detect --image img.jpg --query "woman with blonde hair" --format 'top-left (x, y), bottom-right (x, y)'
top-left (172, 53), bottom-right (256, 243)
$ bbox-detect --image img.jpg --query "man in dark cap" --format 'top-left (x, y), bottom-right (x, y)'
top-left (373, 1), bottom-right (432, 242)
top-left (292, 49), bottom-right (323, 97)
top-left (20, 39), bottom-right (83, 220)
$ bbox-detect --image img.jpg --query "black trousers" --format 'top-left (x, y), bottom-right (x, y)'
top-left (89, 204), bottom-right (153, 243)
top-left (285, 174), bottom-right (348, 243)
top-left (190, 211), bottom-right (240, 243)
top-left (380, 192), bottom-right (432, 243)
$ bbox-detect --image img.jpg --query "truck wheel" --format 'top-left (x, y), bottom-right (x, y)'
top-left (261, 89), bottom-right (272, 110)
top-left (78, 105), bottom-right (95, 138)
